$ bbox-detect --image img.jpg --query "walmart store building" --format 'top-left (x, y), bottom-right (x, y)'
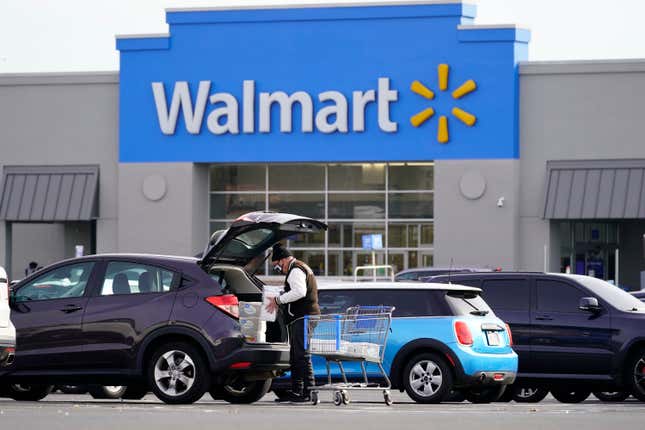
top-left (1, 2), bottom-right (645, 288)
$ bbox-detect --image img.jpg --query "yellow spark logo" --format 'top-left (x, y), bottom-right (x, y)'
top-left (410, 64), bottom-right (477, 143)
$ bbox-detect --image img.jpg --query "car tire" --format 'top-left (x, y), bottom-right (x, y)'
top-left (88, 385), bottom-right (127, 399)
top-left (550, 388), bottom-right (590, 403)
top-left (147, 342), bottom-right (210, 405)
top-left (402, 353), bottom-right (453, 403)
top-left (7, 384), bottom-right (53, 401)
top-left (465, 385), bottom-right (506, 404)
top-left (593, 391), bottom-right (630, 402)
top-left (626, 348), bottom-right (645, 402)
top-left (511, 386), bottom-right (550, 403)
top-left (211, 377), bottom-right (272, 404)
top-left (120, 384), bottom-right (149, 400)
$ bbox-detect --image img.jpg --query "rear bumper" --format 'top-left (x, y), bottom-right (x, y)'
top-left (460, 371), bottom-right (516, 386)
top-left (211, 340), bottom-right (290, 380)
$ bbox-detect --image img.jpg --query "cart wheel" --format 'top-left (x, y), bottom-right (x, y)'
top-left (384, 390), bottom-right (393, 406)
top-left (333, 391), bottom-right (343, 406)
top-left (311, 391), bottom-right (320, 406)
top-left (341, 390), bottom-right (350, 405)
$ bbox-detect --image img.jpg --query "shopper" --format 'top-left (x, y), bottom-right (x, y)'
top-left (265, 243), bottom-right (320, 403)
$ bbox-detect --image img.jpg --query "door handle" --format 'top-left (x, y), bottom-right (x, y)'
top-left (60, 305), bottom-right (83, 314)
top-left (535, 316), bottom-right (553, 321)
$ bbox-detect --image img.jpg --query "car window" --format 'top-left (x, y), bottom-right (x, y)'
top-left (444, 290), bottom-right (494, 316)
top-left (480, 279), bottom-right (529, 311)
top-left (100, 261), bottom-right (177, 296)
top-left (536, 279), bottom-right (585, 313)
top-left (15, 262), bottom-right (95, 303)
top-left (319, 289), bottom-right (439, 317)
top-left (395, 272), bottom-right (418, 281)
top-left (319, 291), bottom-right (358, 314)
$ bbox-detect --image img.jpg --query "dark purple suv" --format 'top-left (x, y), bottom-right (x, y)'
top-left (0, 212), bottom-right (327, 404)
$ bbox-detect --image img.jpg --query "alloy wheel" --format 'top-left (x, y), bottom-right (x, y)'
top-left (409, 359), bottom-right (443, 397)
top-left (153, 350), bottom-right (196, 397)
top-left (633, 357), bottom-right (645, 396)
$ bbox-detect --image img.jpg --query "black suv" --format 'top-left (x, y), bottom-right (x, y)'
top-left (430, 272), bottom-right (645, 403)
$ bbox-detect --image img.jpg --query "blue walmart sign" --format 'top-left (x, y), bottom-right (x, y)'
top-left (117, 2), bottom-right (529, 163)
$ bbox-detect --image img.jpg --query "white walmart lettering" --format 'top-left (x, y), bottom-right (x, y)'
top-left (151, 78), bottom-right (398, 135)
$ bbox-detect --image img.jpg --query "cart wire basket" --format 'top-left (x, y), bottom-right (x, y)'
top-left (304, 305), bottom-right (395, 406)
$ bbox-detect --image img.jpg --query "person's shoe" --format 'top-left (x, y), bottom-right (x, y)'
top-left (274, 390), bottom-right (305, 403)
top-left (289, 393), bottom-right (311, 404)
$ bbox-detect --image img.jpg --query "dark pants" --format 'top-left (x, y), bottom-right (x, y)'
top-left (288, 318), bottom-right (315, 396)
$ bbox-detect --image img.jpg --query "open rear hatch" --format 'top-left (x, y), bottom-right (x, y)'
top-left (199, 211), bottom-right (327, 269)
top-left (200, 212), bottom-right (328, 343)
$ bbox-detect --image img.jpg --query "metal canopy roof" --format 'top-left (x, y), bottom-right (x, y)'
top-left (0, 165), bottom-right (99, 222)
top-left (543, 159), bottom-right (645, 219)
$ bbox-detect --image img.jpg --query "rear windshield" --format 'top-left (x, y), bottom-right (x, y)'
top-left (218, 228), bottom-right (276, 261)
top-left (444, 291), bottom-right (494, 316)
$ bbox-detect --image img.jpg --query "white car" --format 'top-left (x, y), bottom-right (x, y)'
top-left (0, 266), bottom-right (16, 367)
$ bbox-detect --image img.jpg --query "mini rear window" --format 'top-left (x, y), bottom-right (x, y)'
top-left (444, 291), bottom-right (494, 316)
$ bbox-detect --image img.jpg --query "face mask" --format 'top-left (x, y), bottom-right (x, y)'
top-left (273, 263), bottom-right (283, 274)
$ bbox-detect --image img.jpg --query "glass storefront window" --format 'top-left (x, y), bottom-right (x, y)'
top-left (210, 193), bottom-right (265, 219)
top-left (328, 223), bottom-right (385, 248)
top-left (328, 164), bottom-right (385, 190)
top-left (329, 193), bottom-right (385, 219)
top-left (269, 164), bottom-right (324, 191)
top-left (389, 164), bottom-right (434, 190)
top-left (287, 230), bottom-right (325, 248)
top-left (268, 193), bottom-right (324, 219)
top-left (388, 224), bottom-right (419, 248)
top-left (420, 223), bottom-right (434, 246)
top-left (210, 165), bottom-right (265, 191)
top-left (209, 163), bottom-right (434, 275)
top-left (292, 250), bottom-right (325, 276)
top-left (389, 193), bottom-right (434, 218)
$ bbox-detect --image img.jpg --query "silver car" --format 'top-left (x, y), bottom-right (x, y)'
top-left (0, 266), bottom-right (16, 367)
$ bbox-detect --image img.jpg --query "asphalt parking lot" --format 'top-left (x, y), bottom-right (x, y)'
top-left (2, 392), bottom-right (645, 430)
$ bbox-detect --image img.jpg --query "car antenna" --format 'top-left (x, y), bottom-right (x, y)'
top-left (448, 257), bottom-right (454, 285)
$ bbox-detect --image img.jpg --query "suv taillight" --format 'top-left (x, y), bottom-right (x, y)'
top-left (454, 321), bottom-right (473, 346)
top-left (505, 323), bottom-right (513, 346)
top-left (206, 294), bottom-right (239, 319)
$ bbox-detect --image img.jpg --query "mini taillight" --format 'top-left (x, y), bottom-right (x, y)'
top-left (206, 294), bottom-right (239, 319)
top-left (493, 373), bottom-right (504, 381)
top-left (454, 321), bottom-right (473, 346)
top-left (505, 323), bottom-right (513, 346)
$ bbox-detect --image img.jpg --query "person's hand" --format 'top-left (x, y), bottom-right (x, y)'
top-left (265, 297), bottom-right (278, 314)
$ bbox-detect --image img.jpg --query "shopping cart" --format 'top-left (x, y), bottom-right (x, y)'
top-left (304, 305), bottom-right (395, 406)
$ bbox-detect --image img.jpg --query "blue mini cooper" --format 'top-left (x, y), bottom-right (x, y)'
top-left (272, 282), bottom-right (517, 404)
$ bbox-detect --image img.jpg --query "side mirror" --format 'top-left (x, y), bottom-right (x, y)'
top-left (579, 297), bottom-right (601, 313)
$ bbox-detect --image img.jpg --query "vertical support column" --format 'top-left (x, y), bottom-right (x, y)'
top-left (5, 222), bottom-right (12, 279)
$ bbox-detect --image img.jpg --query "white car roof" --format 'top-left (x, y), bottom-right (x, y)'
top-left (318, 281), bottom-right (481, 292)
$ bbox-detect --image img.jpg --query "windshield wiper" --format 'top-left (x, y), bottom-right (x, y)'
top-left (470, 310), bottom-right (489, 316)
